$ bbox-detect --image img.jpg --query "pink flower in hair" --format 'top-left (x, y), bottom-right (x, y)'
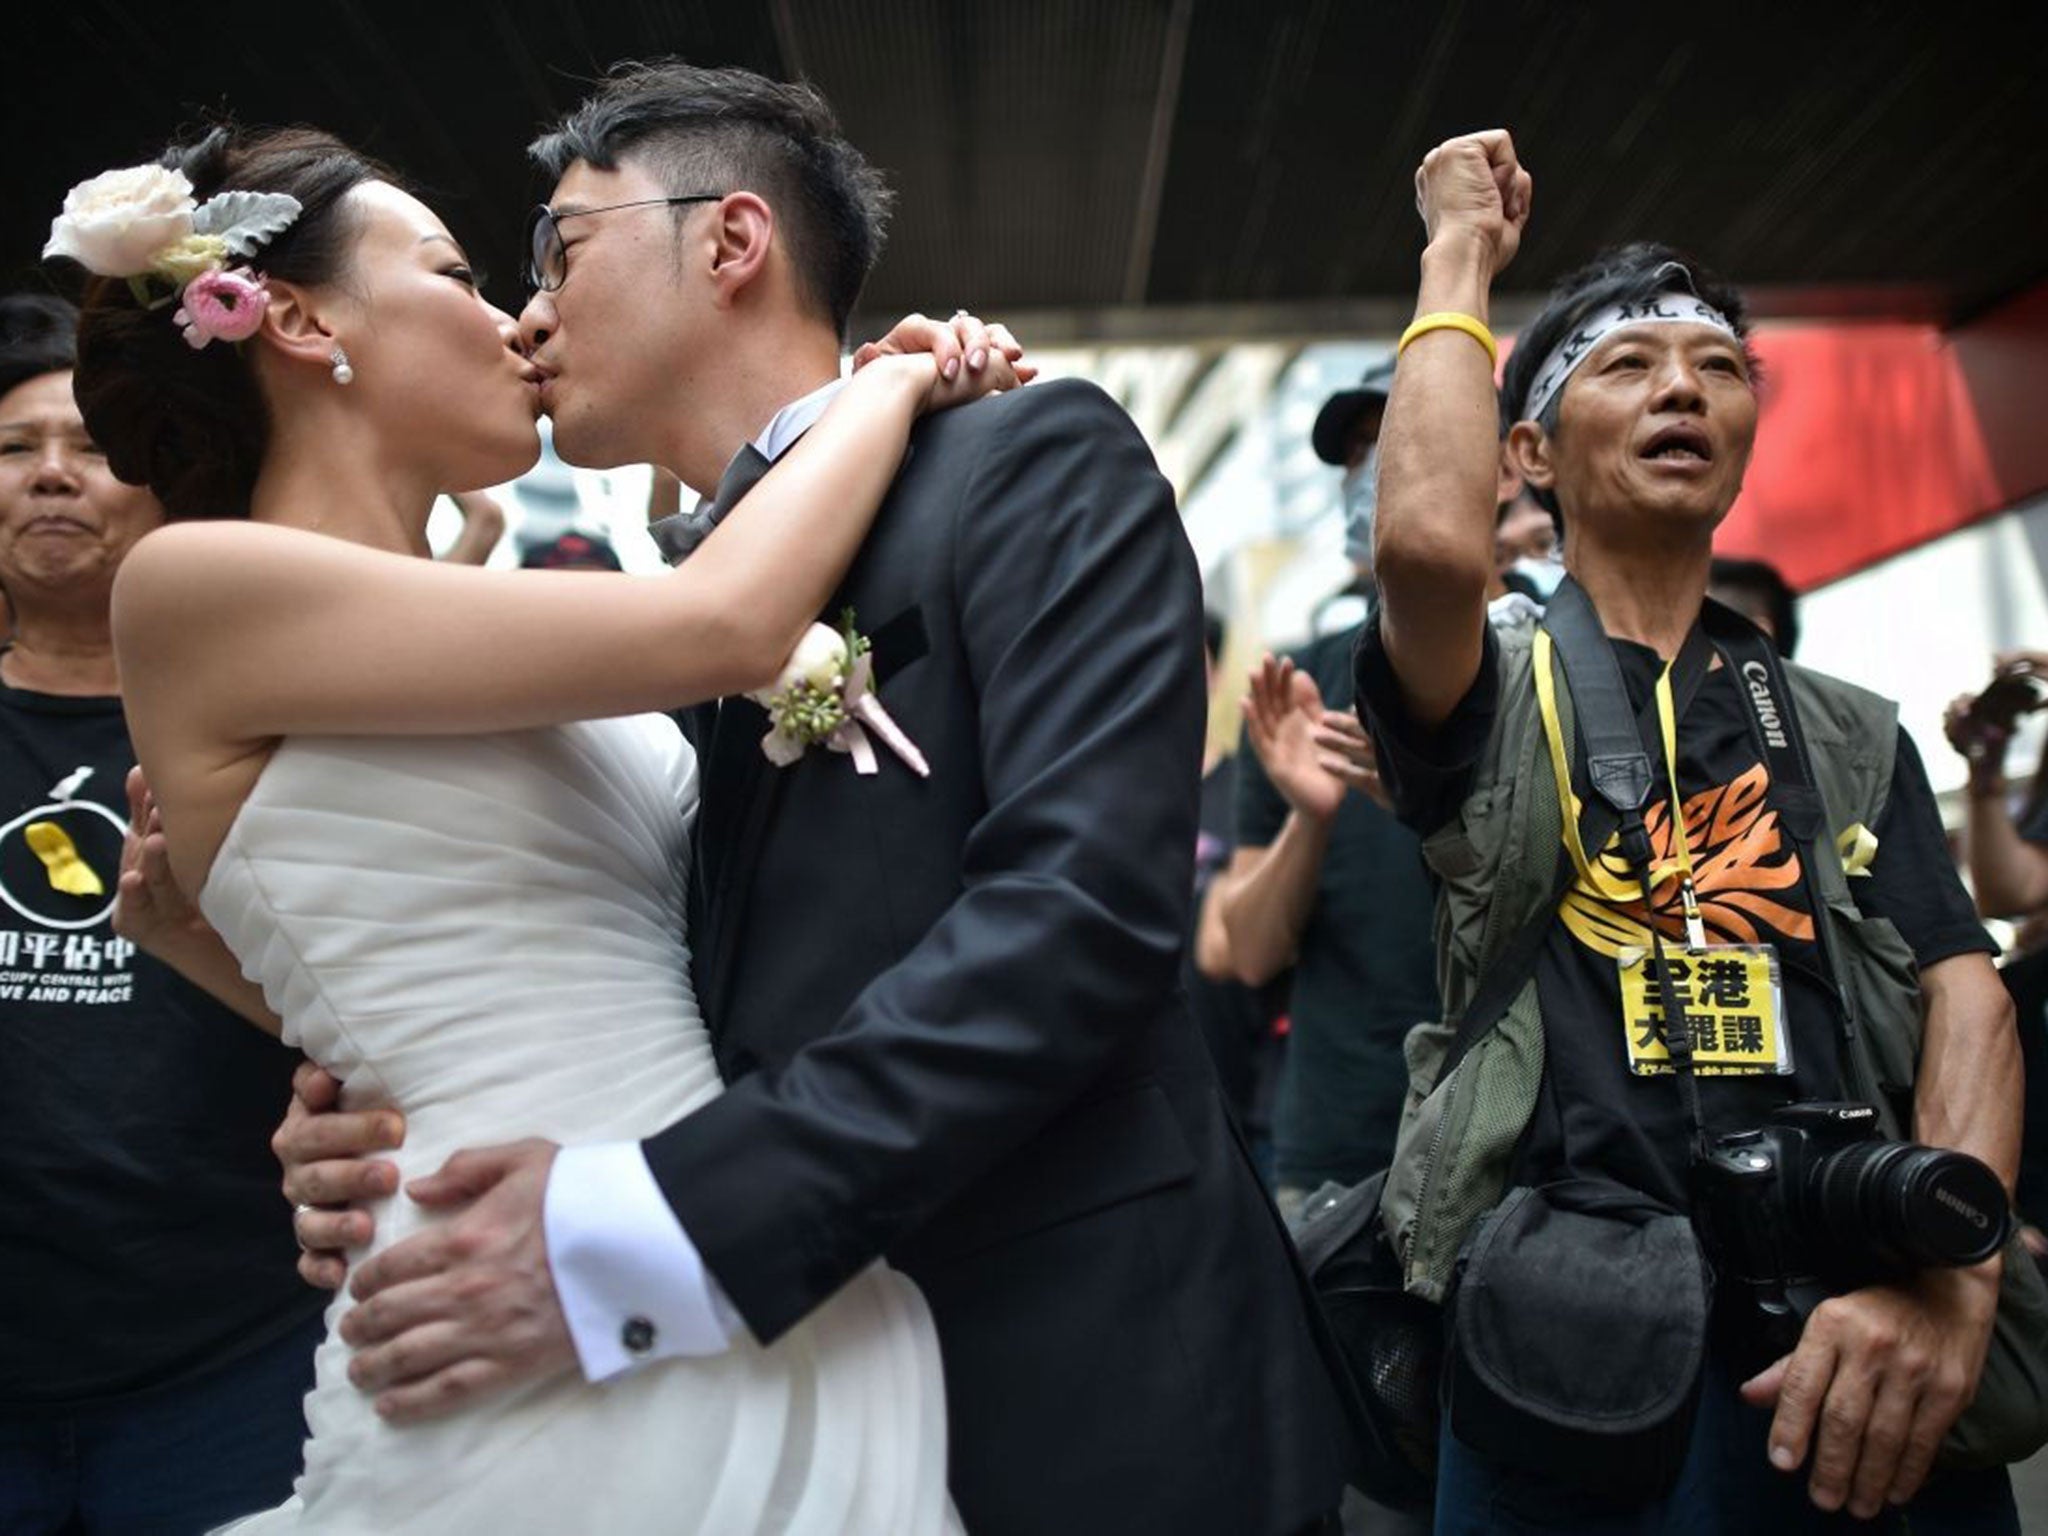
top-left (173, 268), bottom-right (269, 350)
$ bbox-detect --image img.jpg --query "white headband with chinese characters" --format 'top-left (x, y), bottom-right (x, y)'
top-left (1520, 267), bottom-right (1739, 425)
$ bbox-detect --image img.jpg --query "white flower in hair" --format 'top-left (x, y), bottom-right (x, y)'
top-left (43, 164), bottom-right (197, 277)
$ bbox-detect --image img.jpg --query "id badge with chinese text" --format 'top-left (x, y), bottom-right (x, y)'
top-left (1616, 943), bottom-right (1791, 1077)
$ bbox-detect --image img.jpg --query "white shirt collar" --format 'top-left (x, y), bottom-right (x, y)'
top-left (685, 376), bottom-right (849, 524)
top-left (754, 375), bottom-right (848, 462)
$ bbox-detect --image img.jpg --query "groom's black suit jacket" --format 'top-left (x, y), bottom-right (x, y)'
top-left (656, 380), bottom-right (1351, 1535)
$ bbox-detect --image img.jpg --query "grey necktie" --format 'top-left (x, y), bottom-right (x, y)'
top-left (647, 443), bottom-right (774, 566)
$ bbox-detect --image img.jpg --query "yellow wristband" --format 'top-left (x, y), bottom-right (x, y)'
top-left (1397, 311), bottom-right (1498, 368)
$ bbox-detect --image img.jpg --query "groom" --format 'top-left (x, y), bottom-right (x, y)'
top-left (283, 62), bottom-right (1352, 1534)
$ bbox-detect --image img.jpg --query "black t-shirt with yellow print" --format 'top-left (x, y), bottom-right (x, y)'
top-left (1356, 620), bottom-right (1995, 1214)
top-left (0, 677), bottom-right (319, 1407)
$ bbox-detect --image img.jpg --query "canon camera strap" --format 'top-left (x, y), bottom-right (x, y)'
top-left (1696, 601), bottom-right (1861, 1042)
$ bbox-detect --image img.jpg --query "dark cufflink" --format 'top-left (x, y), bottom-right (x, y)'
top-left (621, 1315), bottom-right (658, 1355)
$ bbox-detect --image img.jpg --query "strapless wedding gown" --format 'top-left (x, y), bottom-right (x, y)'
top-left (200, 715), bottom-right (959, 1534)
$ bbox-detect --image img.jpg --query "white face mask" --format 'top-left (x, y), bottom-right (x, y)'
top-left (1341, 443), bottom-right (1380, 565)
top-left (1509, 552), bottom-right (1566, 600)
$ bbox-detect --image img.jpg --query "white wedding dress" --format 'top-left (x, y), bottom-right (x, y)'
top-left (201, 715), bottom-right (960, 1534)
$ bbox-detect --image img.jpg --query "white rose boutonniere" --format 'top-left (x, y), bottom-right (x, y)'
top-left (43, 165), bottom-right (197, 278)
top-left (748, 610), bottom-right (930, 778)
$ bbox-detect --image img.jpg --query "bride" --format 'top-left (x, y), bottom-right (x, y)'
top-left (52, 125), bottom-right (1022, 1533)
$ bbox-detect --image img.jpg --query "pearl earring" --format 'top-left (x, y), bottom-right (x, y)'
top-left (330, 345), bottom-right (354, 386)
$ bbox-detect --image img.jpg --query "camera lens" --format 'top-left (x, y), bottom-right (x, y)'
top-left (1803, 1140), bottom-right (2008, 1271)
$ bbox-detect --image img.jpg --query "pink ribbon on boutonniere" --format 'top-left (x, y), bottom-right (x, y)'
top-left (828, 651), bottom-right (929, 777)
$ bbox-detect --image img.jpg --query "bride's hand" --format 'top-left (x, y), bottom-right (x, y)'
top-left (854, 341), bottom-right (1022, 421)
top-left (852, 309), bottom-right (1036, 388)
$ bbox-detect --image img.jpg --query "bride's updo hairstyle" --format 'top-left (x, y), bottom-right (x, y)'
top-left (73, 126), bottom-right (396, 522)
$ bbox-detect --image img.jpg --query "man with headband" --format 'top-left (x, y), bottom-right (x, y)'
top-left (1352, 130), bottom-right (2038, 1530)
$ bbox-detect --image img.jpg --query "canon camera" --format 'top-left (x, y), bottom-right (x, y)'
top-left (1694, 1102), bottom-right (2010, 1371)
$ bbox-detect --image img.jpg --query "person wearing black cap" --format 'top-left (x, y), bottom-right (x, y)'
top-left (1215, 354), bottom-right (1441, 1214)
top-left (1312, 356), bottom-right (1398, 579)
top-left (1215, 353), bottom-right (1439, 1534)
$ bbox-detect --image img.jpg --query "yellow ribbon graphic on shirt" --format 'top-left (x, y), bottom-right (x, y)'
top-left (24, 821), bottom-right (105, 897)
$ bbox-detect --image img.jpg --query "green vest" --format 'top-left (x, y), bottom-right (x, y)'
top-left (1378, 614), bottom-right (2048, 1466)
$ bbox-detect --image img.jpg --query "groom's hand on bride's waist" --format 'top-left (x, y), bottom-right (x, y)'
top-left (341, 1138), bottom-right (578, 1424)
top-left (276, 1062), bottom-right (405, 1290)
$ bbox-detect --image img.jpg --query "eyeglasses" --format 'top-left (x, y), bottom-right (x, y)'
top-left (523, 195), bottom-right (726, 292)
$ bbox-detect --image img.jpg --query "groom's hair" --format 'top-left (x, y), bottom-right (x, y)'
top-left (531, 61), bottom-right (894, 340)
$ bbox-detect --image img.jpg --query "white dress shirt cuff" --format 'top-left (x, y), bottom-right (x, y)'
top-left (543, 1140), bottom-right (743, 1382)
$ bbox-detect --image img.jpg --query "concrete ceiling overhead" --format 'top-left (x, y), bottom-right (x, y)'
top-left (12, 1), bottom-right (2044, 342)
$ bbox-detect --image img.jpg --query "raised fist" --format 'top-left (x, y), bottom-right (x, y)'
top-left (1414, 129), bottom-right (1532, 278)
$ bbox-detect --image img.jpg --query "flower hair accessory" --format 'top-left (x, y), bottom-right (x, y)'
top-left (173, 269), bottom-right (269, 348)
top-left (750, 610), bottom-right (929, 778)
top-left (44, 163), bottom-right (302, 350)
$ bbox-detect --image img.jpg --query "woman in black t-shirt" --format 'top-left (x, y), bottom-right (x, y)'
top-left (0, 294), bottom-right (321, 1531)
top-left (1360, 135), bottom-right (2022, 1533)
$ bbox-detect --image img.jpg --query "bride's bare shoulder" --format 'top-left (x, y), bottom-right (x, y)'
top-left (114, 522), bottom-right (382, 637)
top-left (119, 518), bottom-right (353, 580)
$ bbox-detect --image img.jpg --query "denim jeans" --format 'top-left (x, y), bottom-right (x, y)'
top-left (0, 1309), bottom-right (322, 1535)
top-left (1434, 1354), bottom-right (2020, 1536)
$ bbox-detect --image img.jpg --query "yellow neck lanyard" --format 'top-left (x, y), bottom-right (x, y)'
top-left (1533, 628), bottom-right (1707, 948)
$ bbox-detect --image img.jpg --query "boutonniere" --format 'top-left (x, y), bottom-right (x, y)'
top-left (750, 609), bottom-right (929, 778)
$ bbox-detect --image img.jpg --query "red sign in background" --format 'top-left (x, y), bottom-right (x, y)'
top-left (1712, 282), bottom-right (2048, 591)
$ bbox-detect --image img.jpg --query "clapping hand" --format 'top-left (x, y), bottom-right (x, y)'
top-left (1241, 655), bottom-right (1388, 822)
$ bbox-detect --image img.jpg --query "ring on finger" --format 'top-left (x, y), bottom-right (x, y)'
top-left (293, 1202), bottom-right (317, 1251)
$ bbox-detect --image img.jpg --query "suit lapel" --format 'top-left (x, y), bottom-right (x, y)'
top-left (697, 694), bottom-right (787, 1033)
top-left (692, 433), bottom-right (929, 1035)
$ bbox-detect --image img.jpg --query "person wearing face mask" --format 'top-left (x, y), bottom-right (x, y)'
top-left (1215, 356), bottom-right (1442, 1219)
top-left (1302, 359), bottom-right (1392, 637)
top-left (1215, 356), bottom-right (1441, 1534)
top-left (1494, 484), bottom-right (1562, 606)
top-left (1328, 360), bottom-right (1394, 573)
